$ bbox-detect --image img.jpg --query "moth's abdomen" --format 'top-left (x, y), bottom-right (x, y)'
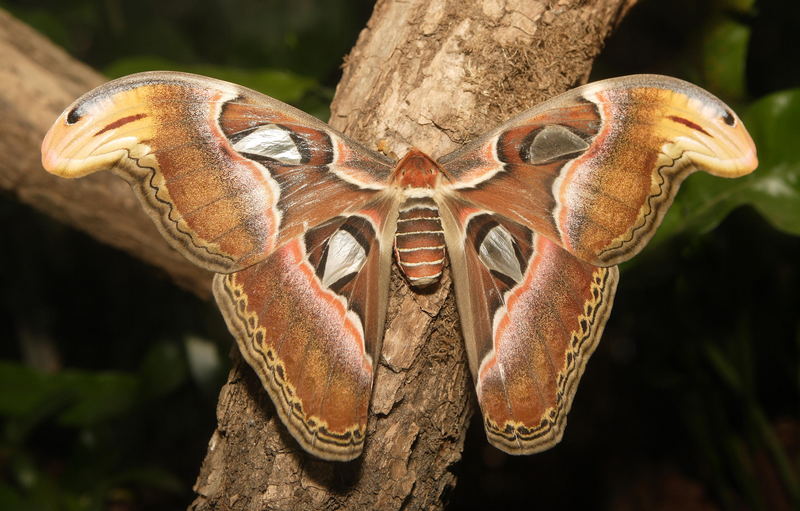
top-left (394, 198), bottom-right (446, 287)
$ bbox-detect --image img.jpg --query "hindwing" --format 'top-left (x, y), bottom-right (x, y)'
top-left (214, 197), bottom-right (397, 460)
top-left (439, 198), bottom-right (618, 453)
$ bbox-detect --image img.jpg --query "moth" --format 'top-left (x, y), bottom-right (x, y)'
top-left (41, 72), bottom-right (757, 461)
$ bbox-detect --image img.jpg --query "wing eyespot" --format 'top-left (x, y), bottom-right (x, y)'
top-left (522, 124), bottom-right (590, 165)
top-left (232, 124), bottom-right (303, 164)
top-left (305, 216), bottom-right (375, 296)
top-left (320, 229), bottom-right (368, 289)
top-left (476, 222), bottom-right (525, 285)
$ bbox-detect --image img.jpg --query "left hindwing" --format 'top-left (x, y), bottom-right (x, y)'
top-left (438, 74), bottom-right (757, 267)
top-left (438, 197), bottom-right (618, 454)
top-left (213, 194), bottom-right (399, 461)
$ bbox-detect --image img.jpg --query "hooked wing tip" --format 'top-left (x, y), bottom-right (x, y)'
top-left (41, 96), bottom-right (139, 178)
top-left (40, 105), bottom-right (92, 178)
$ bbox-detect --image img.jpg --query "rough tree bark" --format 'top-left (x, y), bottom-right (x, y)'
top-left (1, 1), bottom-right (637, 509)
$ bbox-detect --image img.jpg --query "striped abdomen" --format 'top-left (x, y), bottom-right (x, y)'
top-left (394, 198), bottom-right (446, 287)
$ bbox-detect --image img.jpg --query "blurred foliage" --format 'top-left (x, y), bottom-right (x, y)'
top-left (0, 0), bottom-right (798, 510)
top-left (0, 0), bottom-right (373, 119)
top-left (104, 55), bottom-right (319, 104)
top-left (0, 196), bottom-right (228, 510)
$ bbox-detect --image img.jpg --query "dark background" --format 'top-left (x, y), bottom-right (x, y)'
top-left (0, 0), bottom-right (798, 509)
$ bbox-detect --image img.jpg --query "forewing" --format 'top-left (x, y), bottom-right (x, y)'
top-left (213, 195), bottom-right (398, 460)
top-left (438, 74), bottom-right (757, 266)
top-left (41, 71), bottom-right (394, 272)
top-left (439, 197), bottom-right (618, 454)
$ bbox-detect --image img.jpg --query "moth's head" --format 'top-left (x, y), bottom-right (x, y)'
top-left (42, 80), bottom-right (152, 178)
top-left (392, 148), bottom-right (442, 188)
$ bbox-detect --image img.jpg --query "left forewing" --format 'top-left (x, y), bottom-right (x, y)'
top-left (41, 71), bottom-right (394, 272)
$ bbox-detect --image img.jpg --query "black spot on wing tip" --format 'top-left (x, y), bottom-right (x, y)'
top-left (66, 107), bottom-right (81, 125)
top-left (722, 109), bottom-right (736, 127)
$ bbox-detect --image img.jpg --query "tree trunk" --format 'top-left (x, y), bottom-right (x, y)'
top-left (191, 1), bottom-right (637, 510)
top-left (0, 0), bottom-right (637, 509)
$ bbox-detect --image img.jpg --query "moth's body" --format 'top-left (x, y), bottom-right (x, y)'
top-left (391, 150), bottom-right (447, 287)
top-left (393, 195), bottom-right (447, 286)
top-left (42, 71), bottom-right (757, 461)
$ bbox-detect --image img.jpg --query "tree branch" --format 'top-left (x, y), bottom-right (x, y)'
top-left (0, 9), bottom-right (213, 297)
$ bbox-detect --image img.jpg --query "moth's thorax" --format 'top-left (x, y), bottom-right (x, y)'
top-left (392, 148), bottom-right (442, 189)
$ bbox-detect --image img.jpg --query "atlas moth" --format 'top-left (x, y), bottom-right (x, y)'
top-left (42, 72), bottom-right (757, 460)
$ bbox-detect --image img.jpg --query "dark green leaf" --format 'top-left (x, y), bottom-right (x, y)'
top-left (739, 89), bottom-right (800, 235)
top-left (55, 371), bottom-right (139, 426)
top-left (138, 340), bottom-right (187, 398)
top-left (702, 18), bottom-right (750, 101)
top-left (0, 483), bottom-right (34, 511)
top-left (0, 362), bottom-right (63, 418)
top-left (0, 362), bottom-right (139, 427)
